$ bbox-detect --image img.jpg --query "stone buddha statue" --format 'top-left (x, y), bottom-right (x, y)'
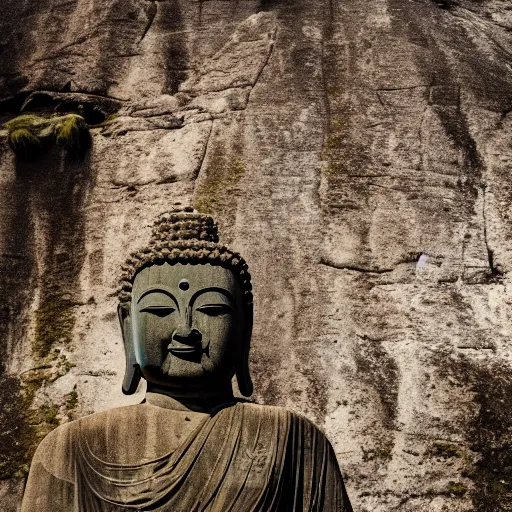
top-left (21, 209), bottom-right (353, 511)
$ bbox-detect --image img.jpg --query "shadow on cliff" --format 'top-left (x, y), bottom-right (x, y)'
top-left (158, 0), bottom-right (189, 94)
top-left (0, 146), bottom-right (94, 479)
top-left (432, 349), bottom-right (512, 511)
top-left (0, 151), bottom-right (36, 478)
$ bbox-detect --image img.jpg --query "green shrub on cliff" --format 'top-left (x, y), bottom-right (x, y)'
top-left (4, 114), bottom-right (91, 159)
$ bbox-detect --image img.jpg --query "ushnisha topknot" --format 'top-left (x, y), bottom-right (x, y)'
top-left (118, 207), bottom-right (252, 307)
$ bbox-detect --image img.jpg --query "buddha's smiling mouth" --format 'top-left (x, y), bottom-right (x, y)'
top-left (168, 341), bottom-right (210, 360)
top-left (170, 346), bottom-right (199, 355)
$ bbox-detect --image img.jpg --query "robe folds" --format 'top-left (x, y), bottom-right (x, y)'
top-left (21, 402), bottom-right (352, 512)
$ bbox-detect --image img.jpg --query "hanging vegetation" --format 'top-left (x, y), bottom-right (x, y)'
top-left (4, 114), bottom-right (91, 160)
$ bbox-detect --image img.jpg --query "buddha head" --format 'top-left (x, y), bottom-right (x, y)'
top-left (117, 208), bottom-right (253, 398)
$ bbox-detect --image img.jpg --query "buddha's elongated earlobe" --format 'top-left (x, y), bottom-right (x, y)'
top-left (118, 304), bottom-right (141, 395)
top-left (236, 303), bottom-right (253, 397)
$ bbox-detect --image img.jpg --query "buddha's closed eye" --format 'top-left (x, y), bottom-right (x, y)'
top-left (196, 304), bottom-right (233, 316)
top-left (140, 306), bottom-right (176, 317)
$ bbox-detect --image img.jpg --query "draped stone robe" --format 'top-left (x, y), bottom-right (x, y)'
top-left (21, 401), bottom-right (352, 511)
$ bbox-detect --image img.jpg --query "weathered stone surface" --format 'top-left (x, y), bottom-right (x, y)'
top-left (1, 0), bottom-right (512, 510)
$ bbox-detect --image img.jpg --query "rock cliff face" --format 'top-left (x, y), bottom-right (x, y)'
top-left (1, 0), bottom-right (512, 510)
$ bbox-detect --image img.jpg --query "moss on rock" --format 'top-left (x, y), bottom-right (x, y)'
top-left (34, 298), bottom-right (75, 358)
top-left (65, 388), bottom-right (78, 412)
top-left (194, 143), bottom-right (246, 218)
top-left (432, 350), bottom-right (512, 510)
top-left (0, 370), bottom-right (63, 479)
top-left (428, 441), bottom-right (464, 460)
top-left (361, 441), bottom-right (394, 462)
top-left (35, 405), bottom-right (59, 426)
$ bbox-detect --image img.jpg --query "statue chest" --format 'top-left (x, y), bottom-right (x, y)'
top-left (80, 405), bottom-right (208, 465)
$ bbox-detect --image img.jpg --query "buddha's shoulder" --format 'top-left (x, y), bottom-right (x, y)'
top-left (238, 402), bottom-right (325, 431)
top-left (76, 402), bottom-right (158, 428)
top-left (239, 401), bottom-right (313, 419)
top-left (36, 402), bottom-right (327, 456)
top-left (35, 403), bottom-right (147, 449)
top-left (33, 403), bottom-right (182, 476)
top-left (43, 401), bottom-right (203, 443)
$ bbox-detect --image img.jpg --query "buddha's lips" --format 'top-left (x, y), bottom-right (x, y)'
top-left (170, 346), bottom-right (198, 355)
top-left (168, 342), bottom-right (209, 358)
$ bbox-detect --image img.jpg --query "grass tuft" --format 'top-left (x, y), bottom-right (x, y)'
top-left (4, 113), bottom-right (91, 159)
top-left (8, 128), bottom-right (43, 157)
top-left (4, 114), bottom-right (49, 132)
top-left (55, 114), bottom-right (90, 154)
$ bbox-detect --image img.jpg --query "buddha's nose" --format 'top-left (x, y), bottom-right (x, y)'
top-left (171, 328), bottom-right (202, 346)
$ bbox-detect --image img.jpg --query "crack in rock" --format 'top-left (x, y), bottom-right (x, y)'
top-left (319, 257), bottom-right (394, 274)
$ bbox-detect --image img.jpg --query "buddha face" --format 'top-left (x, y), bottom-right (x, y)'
top-left (128, 262), bottom-right (245, 390)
